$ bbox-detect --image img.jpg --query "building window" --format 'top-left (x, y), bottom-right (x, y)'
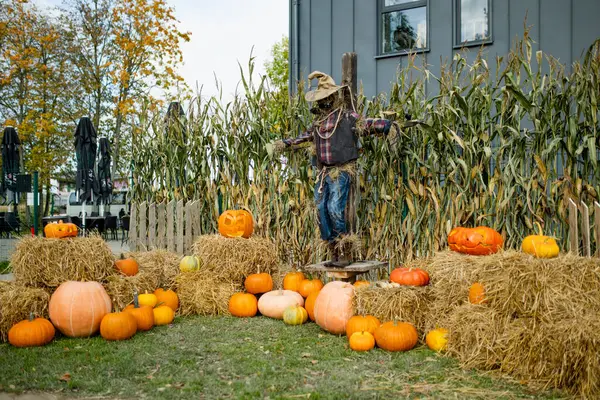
top-left (454, 0), bottom-right (492, 47)
top-left (379, 0), bottom-right (428, 55)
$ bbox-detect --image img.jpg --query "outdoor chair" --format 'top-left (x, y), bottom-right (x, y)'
top-left (90, 211), bottom-right (99, 217)
top-left (104, 215), bottom-right (118, 240)
top-left (121, 215), bottom-right (130, 246)
top-left (70, 216), bottom-right (83, 235)
top-left (4, 212), bottom-right (20, 237)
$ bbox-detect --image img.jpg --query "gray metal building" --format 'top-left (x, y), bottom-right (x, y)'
top-left (289, 0), bottom-right (600, 98)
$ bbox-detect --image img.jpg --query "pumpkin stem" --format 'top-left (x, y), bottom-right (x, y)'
top-left (120, 253), bottom-right (125, 260)
top-left (534, 221), bottom-right (544, 236)
top-left (29, 312), bottom-right (35, 322)
top-left (133, 290), bottom-right (139, 308)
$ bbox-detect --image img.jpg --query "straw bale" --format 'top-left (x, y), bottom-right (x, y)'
top-left (426, 250), bottom-right (600, 324)
top-left (353, 286), bottom-right (432, 333)
top-left (192, 235), bottom-right (280, 284)
top-left (499, 315), bottom-right (600, 398)
top-left (0, 281), bottom-right (51, 342)
top-left (442, 303), bottom-right (512, 371)
top-left (104, 271), bottom-right (161, 310)
top-left (176, 272), bottom-right (242, 316)
top-left (126, 249), bottom-right (180, 289)
top-left (11, 236), bottom-right (114, 288)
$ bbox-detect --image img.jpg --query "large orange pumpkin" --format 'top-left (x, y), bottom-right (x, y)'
top-left (283, 271), bottom-right (305, 292)
top-left (313, 281), bottom-right (354, 335)
top-left (244, 273), bottom-right (273, 294)
top-left (44, 220), bottom-right (78, 239)
top-left (448, 226), bottom-right (503, 255)
top-left (374, 321), bottom-right (418, 352)
top-left (229, 293), bottom-right (258, 317)
top-left (218, 209), bottom-right (254, 238)
top-left (346, 315), bottom-right (380, 338)
top-left (257, 290), bottom-right (304, 319)
top-left (389, 267), bottom-right (430, 286)
top-left (304, 291), bottom-right (319, 321)
top-left (8, 314), bottom-right (55, 347)
top-left (298, 279), bottom-right (323, 298)
top-left (49, 281), bottom-right (112, 337)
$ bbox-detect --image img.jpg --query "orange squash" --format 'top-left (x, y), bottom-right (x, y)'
top-left (244, 273), bottom-right (273, 294)
top-left (349, 331), bottom-right (375, 352)
top-left (374, 321), bottom-right (418, 352)
top-left (125, 292), bottom-right (155, 331)
top-left (390, 267), bottom-right (430, 286)
top-left (469, 282), bottom-right (487, 304)
top-left (218, 209), bottom-right (254, 238)
top-left (8, 314), bottom-right (55, 347)
top-left (229, 293), bottom-right (258, 317)
top-left (353, 280), bottom-right (370, 288)
top-left (48, 281), bottom-right (112, 338)
top-left (283, 271), bottom-right (305, 292)
top-left (44, 220), bottom-right (78, 239)
top-left (298, 278), bottom-right (323, 298)
top-left (448, 226), bottom-right (503, 255)
top-left (154, 288), bottom-right (179, 311)
top-left (346, 315), bottom-right (380, 338)
top-left (114, 254), bottom-right (139, 276)
top-left (304, 291), bottom-right (319, 321)
top-left (100, 311), bottom-right (137, 341)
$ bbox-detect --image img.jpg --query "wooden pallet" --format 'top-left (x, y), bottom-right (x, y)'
top-left (303, 260), bottom-right (387, 283)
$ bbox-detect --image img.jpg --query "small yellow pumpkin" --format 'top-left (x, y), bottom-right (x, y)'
top-left (138, 292), bottom-right (158, 308)
top-left (282, 305), bottom-right (308, 325)
top-left (426, 328), bottom-right (449, 352)
top-left (153, 305), bottom-right (175, 326)
top-left (179, 256), bottom-right (201, 272)
top-left (521, 222), bottom-right (559, 258)
top-left (349, 331), bottom-right (375, 352)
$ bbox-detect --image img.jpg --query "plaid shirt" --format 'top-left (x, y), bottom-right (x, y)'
top-left (283, 110), bottom-right (391, 165)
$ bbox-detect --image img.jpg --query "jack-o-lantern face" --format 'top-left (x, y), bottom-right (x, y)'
top-left (218, 210), bottom-right (254, 238)
top-left (44, 220), bottom-right (78, 239)
top-left (448, 226), bottom-right (503, 255)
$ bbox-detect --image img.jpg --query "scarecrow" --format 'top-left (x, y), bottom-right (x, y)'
top-left (273, 71), bottom-right (401, 267)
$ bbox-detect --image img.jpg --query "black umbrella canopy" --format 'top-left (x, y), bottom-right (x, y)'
top-left (74, 117), bottom-right (99, 203)
top-left (97, 137), bottom-right (113, 204)
top-left (1, 126), bottom-right (21, 194)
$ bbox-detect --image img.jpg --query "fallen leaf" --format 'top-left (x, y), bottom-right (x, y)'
top-left (300, 353), bottom-right (312, 358)
top-left (173, 382), bottom-right (185, 389)
top-left (310, 360), bottom-right (318, 364)
top-left (59, 373), bottom-right (71, 382)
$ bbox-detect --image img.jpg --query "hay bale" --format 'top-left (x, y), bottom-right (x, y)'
top-left (192, 235), bottom-right (280, 284)
top-left (104, 272), bottom-right (161, 310)
top-left (353, 286), bottom-right (432, 333)
top-left (176, 272), bottom-right (241, 316)
top-left (0, 281), bottom-right (51, 342)
top-left (442, 304), bottom-right (511, 371)
top-left (11, 236), bottom-right (114, 288)
top-left (426, 250), bottom-right (600, 323)
top-left (126, 249), bottom-right (180, 289)
top-left (499, 315), bottom-right (600, 398)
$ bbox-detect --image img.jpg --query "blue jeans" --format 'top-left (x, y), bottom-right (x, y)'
top-left (314, 171), bottom-right (351, 242)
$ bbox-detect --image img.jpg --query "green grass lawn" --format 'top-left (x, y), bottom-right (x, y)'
top-left (0, 316), bottom-right (564, 399)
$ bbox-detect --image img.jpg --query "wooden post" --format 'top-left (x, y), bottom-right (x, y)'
top-left (581, 202), bottom-right (591, 257)
top-left (595, 202), bottom-right (600, 258)
top-left (138, 202), bottom-right (147, 251)
top-left (167, 200), bottom-right (175, 252)
top-left (148, 203), bottom-right (156, 250)
top-left (156, 202), bottom-right (166, 249)
top-left (342, 52), bottom-right (359, 237)
top-left (568, 198), bottom-right (578, 255)
top-left (176, 200), bottom-right (184, 254)
top-left (184, 201), bottom-right (194, 254)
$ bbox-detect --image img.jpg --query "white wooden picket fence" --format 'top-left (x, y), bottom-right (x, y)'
top-left (129, 201), bottom-right (202, 254)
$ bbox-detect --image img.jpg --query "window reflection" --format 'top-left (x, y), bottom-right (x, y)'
top-left (384, 0), bottom-right (420, 5)
top-left (381, 7), bottom-right (427, 54)
top-left (460, 0), bottom-right (490, 43)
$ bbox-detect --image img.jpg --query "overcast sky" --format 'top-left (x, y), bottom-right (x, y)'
top-left (34, 0), bottom-right (289, 100)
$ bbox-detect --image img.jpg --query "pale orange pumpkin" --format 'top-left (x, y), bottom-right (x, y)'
top-left (244, 273), bottom-right (273, 294)
top-left (100, 311), bottom-right (137, 341)
top-left (8, 314), bottom-right (55, 347)
top-left (304, 291), bottom-right (319, 321)
top-left (229, 293), bottom-right (258, 317)
top-left (346, 315), bottom-right (380, 338)
top-left (298, 278), bottom-right (324, 298)
top-left (218, 209), bottom-right (254, 238)
top-left (283, 271), bottom-right (305, 292)
top-left (154, 288), bottom-right (179, 311)
top-left (257, 290), bottom-right (304, 319)
top-left (48, 281), bottom-right (112, 338)
top-left (313, 281), bottom-right (354, 335)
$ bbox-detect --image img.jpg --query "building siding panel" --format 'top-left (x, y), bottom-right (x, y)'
top-left (540, 0), bottom-right (572, 68)
top-left (331, 0), bottom-right (354, 84)
top-left (572, 0), bottom-right (600, 61)
top-left (310, 0), bottom-right (332, 75)
top-left (354, 0), bottom-right (377, 98)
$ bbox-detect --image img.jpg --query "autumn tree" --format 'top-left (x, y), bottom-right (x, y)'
top-left (264, 35), bottom-right (289, 93)
top-left (109, 0), bottom-right (190, 177)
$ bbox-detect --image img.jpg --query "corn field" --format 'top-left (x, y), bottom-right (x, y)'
top-left (132, 33), bottom-right (600, 268)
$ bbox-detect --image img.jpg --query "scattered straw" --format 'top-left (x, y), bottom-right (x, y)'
top-left (11, 236), bottom-right (114, 288)
top-left (176, 272), bottom-right (241, 316)
top-left (126, 249), bottom-right (181, 289)
top-left (353, 286), bottom-right (432, 333)
top-left (104, 272), bottom-right (161, 310)
top-left (192, 235), bottom-right (280, 284)
top-left (0, 281), bottom-right (51, 342)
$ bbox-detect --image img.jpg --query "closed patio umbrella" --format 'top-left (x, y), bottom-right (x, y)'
top-left (1, 126), bottom-right (21, 209)
top-left (74, 117), bottom-right (99, 234)
top-left (97, 137), bottom-right (113, 208)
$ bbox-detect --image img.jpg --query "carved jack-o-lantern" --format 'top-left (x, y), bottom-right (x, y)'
top-left (218, 210), bottom-right (254, 238)
top-left (44, 220), bottom-right (78, 239)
